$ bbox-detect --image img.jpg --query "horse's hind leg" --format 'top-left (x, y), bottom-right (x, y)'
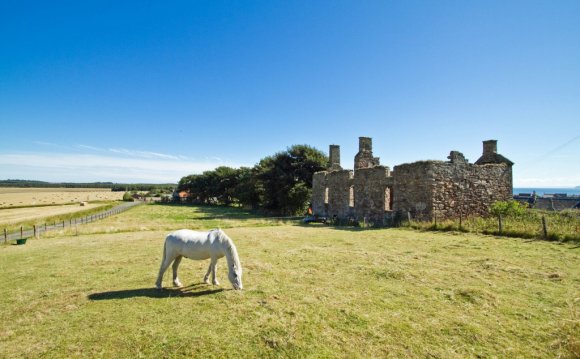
top-left (155, 241), bottom-right (175, 289)
top-left (172, 255), bottom-right (183, 287)
top-left (156, 252), bottom-right (174, 289)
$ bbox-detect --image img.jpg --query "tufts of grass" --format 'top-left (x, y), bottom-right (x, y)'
top-left (410, 209), bottom-right (579, 243)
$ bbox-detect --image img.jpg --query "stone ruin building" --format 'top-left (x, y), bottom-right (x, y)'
top-left (311, 137), bottom-right (513, 225)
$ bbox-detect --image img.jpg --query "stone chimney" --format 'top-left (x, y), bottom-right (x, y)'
top-left (475, 139), bottom-right (513, 166)
top-left (483, 140), bottom-right (497, 156)
top-left (354, 136), bottom-right (380, 170)
top-left (359, 137), bottom-right (372, 152)
top-left (328, 145), bottom-right (342, 171)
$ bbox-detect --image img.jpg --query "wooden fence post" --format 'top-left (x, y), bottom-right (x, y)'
top-left (542, 216), bottom-right (548, 239)
top-left (4, 228), bottom-right (6, 243)
top-left (498, 215), bottom-right (503, 236)
top-left (21, 226), bottom-right (23, 239)
top-left (34, 225), bottom-right (36, 238)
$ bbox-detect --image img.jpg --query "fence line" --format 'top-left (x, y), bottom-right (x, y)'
top-left (3, 201), bottom-right (143, 243)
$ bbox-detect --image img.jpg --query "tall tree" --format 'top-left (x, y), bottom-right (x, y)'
top-left (256, 145), bottom-right (327, 215)
top-left (177, 144), bottom-right (328, 215)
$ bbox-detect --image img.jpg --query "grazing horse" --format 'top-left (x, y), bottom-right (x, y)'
top-left (155, 228), bottom-right (243, 290)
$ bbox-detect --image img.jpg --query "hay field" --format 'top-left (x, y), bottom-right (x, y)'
top-left (0, 187), bottom-right (123, 208)
top-left (0, 204), bottom-right (578, 358)
top-left (0, 203), bottom-right (107, 228)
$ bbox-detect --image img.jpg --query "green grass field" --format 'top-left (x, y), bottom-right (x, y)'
top-left (1, 204), bottom-right (578, 358)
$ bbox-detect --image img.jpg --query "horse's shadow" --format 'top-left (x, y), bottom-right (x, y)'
top-left (88, 283), bottom-right (224, 301)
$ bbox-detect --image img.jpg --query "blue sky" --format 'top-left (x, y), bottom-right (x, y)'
top-left (1, 1), bottom-right (579, 186)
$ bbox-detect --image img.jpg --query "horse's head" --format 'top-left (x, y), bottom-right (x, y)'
top-left (228, 261), bottom-right (243, 290)
top-left (219, 229), bottom-right (243, 290)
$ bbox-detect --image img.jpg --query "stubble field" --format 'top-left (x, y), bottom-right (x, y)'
top-left (0, 188), bottom-right (123, 233)
top-left (0, 203), bottom-right (578, 358)
top-left (0, 187), bottom-right (123, 208)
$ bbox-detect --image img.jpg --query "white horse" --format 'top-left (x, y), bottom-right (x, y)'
top-left (155, 228), bottom-right (243, 290)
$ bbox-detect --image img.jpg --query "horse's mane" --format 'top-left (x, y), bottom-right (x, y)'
top-left (214, 228), bottom-right (241, 271)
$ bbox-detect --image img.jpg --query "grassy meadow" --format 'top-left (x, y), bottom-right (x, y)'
top-left (1, 203), bottom-right (579, 358)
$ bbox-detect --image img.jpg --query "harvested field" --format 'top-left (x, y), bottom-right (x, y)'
top-left (0, 187), bottom-right (123, 208)
top-left (0, 203), bottom-right (107, 227)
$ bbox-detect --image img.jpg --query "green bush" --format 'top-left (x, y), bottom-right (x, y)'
top-left (122, 192), bottom-right (134, 202)
top-left (489, 200), bottom-right (527, 218)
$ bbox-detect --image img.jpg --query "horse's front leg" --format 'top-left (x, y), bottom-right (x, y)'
top-left (203, 260), bottom-right (212, 284)
top-left (172, 255), bottom-right (183, 287)
top-left (204, 257), bottom-right (220, 286)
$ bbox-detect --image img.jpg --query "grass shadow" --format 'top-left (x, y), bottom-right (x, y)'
top-left (153, 202), bottom-right (259, 218)
top-left (88, 285), bottom-right (224, 300)
top-left (152, 202), bottom-right (301, 222)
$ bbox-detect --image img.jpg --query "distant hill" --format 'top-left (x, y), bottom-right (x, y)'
top-left (0, 179), bottom-right (175, 192)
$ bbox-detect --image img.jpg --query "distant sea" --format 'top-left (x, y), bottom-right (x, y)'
top-left (513, 187), bottom-right (580, 196)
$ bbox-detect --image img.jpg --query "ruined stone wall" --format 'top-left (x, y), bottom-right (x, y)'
top-left (312, 172), bottom-right (328, 216)
top-left (312, 138), bottom-right (513, 225)
top-left (393, 161), bottom-right (513, 221)
top-left (392, 162), bottom-right (436, 221)
top-left (430, 162), bottom-right (512, 220)
top-left (354, 166), bottom-right (393, 224)
top-left (311, 170), bottom-right (354, 218)
top-left (327, 170), bottom-right (354, 219)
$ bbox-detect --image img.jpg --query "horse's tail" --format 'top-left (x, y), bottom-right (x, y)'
top-left (161, 237), bottom-right (168, 263)
top-left (156, 235), bottom-right (170, 289)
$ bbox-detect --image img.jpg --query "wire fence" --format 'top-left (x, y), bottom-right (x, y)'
top-left (3, 201), bottom-right (143, 243)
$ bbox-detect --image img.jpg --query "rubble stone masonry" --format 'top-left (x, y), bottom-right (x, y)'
top-left (312, 137), bottom-right (513, 225)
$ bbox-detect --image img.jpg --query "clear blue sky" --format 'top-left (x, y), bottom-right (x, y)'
top-left (1, 1), bottom-right (579, 186)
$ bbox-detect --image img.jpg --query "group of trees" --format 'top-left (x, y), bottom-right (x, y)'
top-left (177, 145), bottom-right (328, 215)
top-left (0, 180), bottom-right (119, 188)
top-left (110, 184), bottom-right (174, 193)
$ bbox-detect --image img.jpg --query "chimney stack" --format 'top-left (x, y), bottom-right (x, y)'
top-left (354, 136), bottom-right (380, 170)
top-left (483, 140), bottom-right (497, 156)
top-left (475, 139), bottom-right (513, 166)
top-left (328, 145), bottom-right (342, 171)
top-left (359, 137), bottom-right (372, 152)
